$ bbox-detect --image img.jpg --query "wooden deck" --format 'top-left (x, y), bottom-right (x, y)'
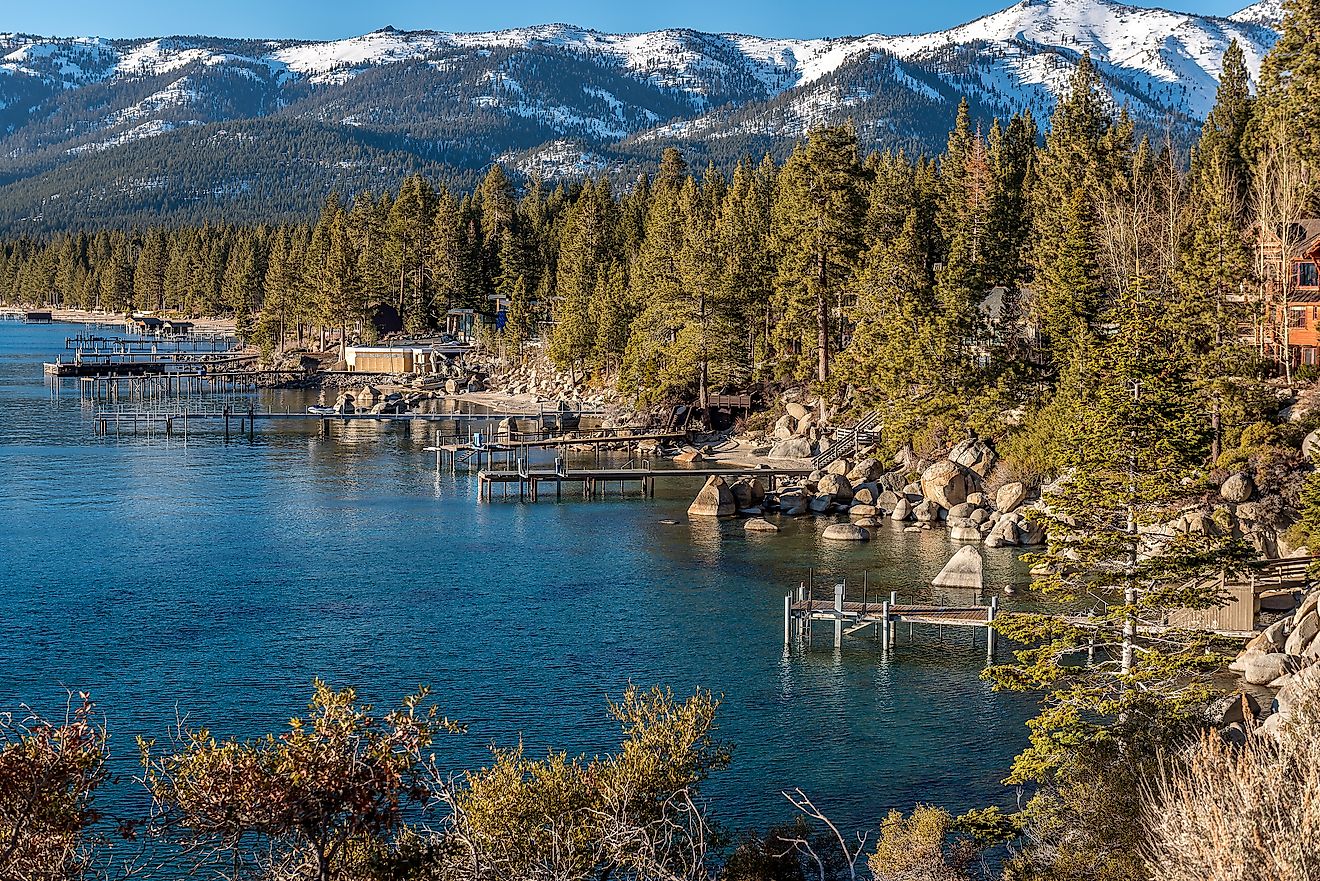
top-left (785, 581), bottom-right (1001, 655)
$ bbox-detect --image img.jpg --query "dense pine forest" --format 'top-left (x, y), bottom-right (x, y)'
top-left (1, 37), bottom-right (1303, 456)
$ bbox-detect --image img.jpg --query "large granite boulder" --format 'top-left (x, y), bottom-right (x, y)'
top-left (1250, 618), bottom-right (1289, 653)
top-left (914, 500), bottom-right (941, 523)
top-left (822, 523), bottom-right (870, 541)
top-left (853, 486), bottom-right (878, 506)
top-left (768, 437), bottom-right (813, 460)
top-left (688, 476), bottom-right (736, 518)
top-left (920, 460), bottom-right (971, 510)
top-left (949, 437), bottom-right (997, 477)
top-left (847, 458), bottom-right (884, 484)
top-left (950, 525), bottom-right (982, 541)
top-left (1220, 471), bottom-right (1255, 503)
top-left (1243, 652), bottom-right (1298, 686)
top-left (1285, 610), bottom-right (1319, 655)
top-left (989, 518), bottom-right (1021, 546)
top-left (809, 494), bottom-right (834, 514)
top-left (996, 482), bottom-right (1026, 513)
top-left (817, 473), bottom-right (854, 504)
top-left (786, 401), bottom-right (810, 421)
top-left (891, 498), bottom-right (912, 521)
top-left (743, 477), bottom-right (767, 506)
top-left (933, 546), bottom-right (983, 589)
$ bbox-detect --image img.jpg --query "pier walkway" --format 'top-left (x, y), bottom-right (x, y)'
top-left (476, 462), bottom-right (811, 501)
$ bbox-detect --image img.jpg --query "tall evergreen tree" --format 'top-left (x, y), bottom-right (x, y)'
top-left (770, 125), bottom-right (868, 383)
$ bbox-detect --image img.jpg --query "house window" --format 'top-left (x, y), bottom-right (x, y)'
top-left (1298, 262), bottom-right (1319, 288)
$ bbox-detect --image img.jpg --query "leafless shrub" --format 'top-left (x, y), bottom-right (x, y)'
top-left (1145, 687), bottom-right (1320, 881)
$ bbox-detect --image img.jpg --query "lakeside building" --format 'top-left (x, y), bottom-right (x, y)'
top-left (127, 314), bottom-right (195, 336)
top-left (344, 341), bottom-right (472, 373)
top-left (1259, 218), bottom-right (1320, 368)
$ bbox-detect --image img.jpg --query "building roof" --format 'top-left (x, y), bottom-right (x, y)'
top-left (1288, 219), bottom-right (1320, 259)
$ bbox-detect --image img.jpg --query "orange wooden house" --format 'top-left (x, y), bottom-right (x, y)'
top-left (1259, 219), bottom-right (1320, 367)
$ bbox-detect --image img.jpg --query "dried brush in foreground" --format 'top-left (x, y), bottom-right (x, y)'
top-left (1145, 680), bottom-right (1320, 881)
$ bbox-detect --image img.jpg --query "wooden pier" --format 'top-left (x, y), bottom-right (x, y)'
top-left (84, 403), bottom-right (605, 442)
top-left (784, 580), bottom-right (1000, 657)
top-left (427, 431), bottom-right (686, 470)
top-left (475, 462), bottom-right (811, 501)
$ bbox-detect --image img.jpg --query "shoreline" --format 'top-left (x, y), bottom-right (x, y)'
top-left (17, 308), bottom-right (238, 335)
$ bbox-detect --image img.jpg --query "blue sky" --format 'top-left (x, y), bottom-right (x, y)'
top-left (7, 0), bottom-right (1251, 40)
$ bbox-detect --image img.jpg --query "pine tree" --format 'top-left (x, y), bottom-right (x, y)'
top-left (1029, 53), bottom-right (1129, 366)
top-left (770, 125), bottom-right (868, 384)
top-left (132, 230), bottom-right (166, 312)
top-left (1254, 0), bottom-right (1320, 167)
top-left (1179, 42), bottom-right (1258, 462)
top-left (986, 280), bottom-right (1254, 874)
top-left (549, 180), bottom-right (615, 380)
top-left (719, 157), bottom-right (775, 374)
top-left (388, 174), bottom-right (436, 322)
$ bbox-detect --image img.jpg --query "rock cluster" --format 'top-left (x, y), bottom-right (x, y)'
top-left (765, 398), bottom-right (829, 460)
top-left (685, 435), bottom-right (1048, 549)
top-left (486, 360), bottom-right (611, 410)
top-left (1222, 589), bottom-right (1320, 741)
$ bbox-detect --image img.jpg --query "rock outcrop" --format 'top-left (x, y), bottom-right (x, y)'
top-left (688, 476), bottom-right (736, 518)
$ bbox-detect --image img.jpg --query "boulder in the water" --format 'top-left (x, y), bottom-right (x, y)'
top-left (688, 476), bottom-right (736, 518)
top-left (822, 523), bottom-right (869, 542)
top-left (933, 546), bottom-right (984, 590)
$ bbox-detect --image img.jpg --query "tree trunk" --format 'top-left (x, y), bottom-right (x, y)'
top-left (698, 291), bottom-right (709, 411)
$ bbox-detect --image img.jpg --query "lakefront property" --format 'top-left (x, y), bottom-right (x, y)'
top-left (1, 0), bottom-right (1319, 878)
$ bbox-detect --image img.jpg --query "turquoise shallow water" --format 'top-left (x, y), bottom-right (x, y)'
top-left (0, 321), bottom-right (1037, 835)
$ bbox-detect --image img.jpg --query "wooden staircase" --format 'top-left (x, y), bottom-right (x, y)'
top-left (811, 410), bottom-right (882, 470)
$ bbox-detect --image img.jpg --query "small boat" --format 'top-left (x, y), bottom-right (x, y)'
top-left (306, 405), bottom-right (338, 416)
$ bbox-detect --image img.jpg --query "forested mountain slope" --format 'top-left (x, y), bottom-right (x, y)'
top-left (0, 0), bottom-right (1281, 231)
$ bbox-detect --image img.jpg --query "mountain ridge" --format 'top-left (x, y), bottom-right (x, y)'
top-left (0, 0), bottom-right (1283, 232)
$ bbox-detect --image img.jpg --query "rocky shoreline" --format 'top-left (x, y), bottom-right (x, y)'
top-left (690, 398), bottom-right (1048, 550)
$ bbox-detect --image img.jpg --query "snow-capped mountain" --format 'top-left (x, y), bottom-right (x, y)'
top-left (0, 0), bottom-right (1282, 231)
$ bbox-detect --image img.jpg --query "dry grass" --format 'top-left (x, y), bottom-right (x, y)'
top-left (1145, 685), bottom-right (1320, 881)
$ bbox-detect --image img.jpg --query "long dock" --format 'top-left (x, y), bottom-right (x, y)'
top-left (86, 403), bottom-right (605, 441)
top-left (475, 463), bottom-right (811, 501)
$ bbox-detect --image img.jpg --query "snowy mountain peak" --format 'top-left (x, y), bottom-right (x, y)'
top-left (0, 0), bottom-right (1286, 230)
top-left (1231, 0), bottom-right (1286, 29)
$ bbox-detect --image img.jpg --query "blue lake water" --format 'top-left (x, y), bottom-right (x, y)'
top-left (0, 321), bottom-right (1037, 836)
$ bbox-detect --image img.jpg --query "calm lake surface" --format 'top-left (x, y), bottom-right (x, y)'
top-left (0, 321), bottom-right (1038, 834)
